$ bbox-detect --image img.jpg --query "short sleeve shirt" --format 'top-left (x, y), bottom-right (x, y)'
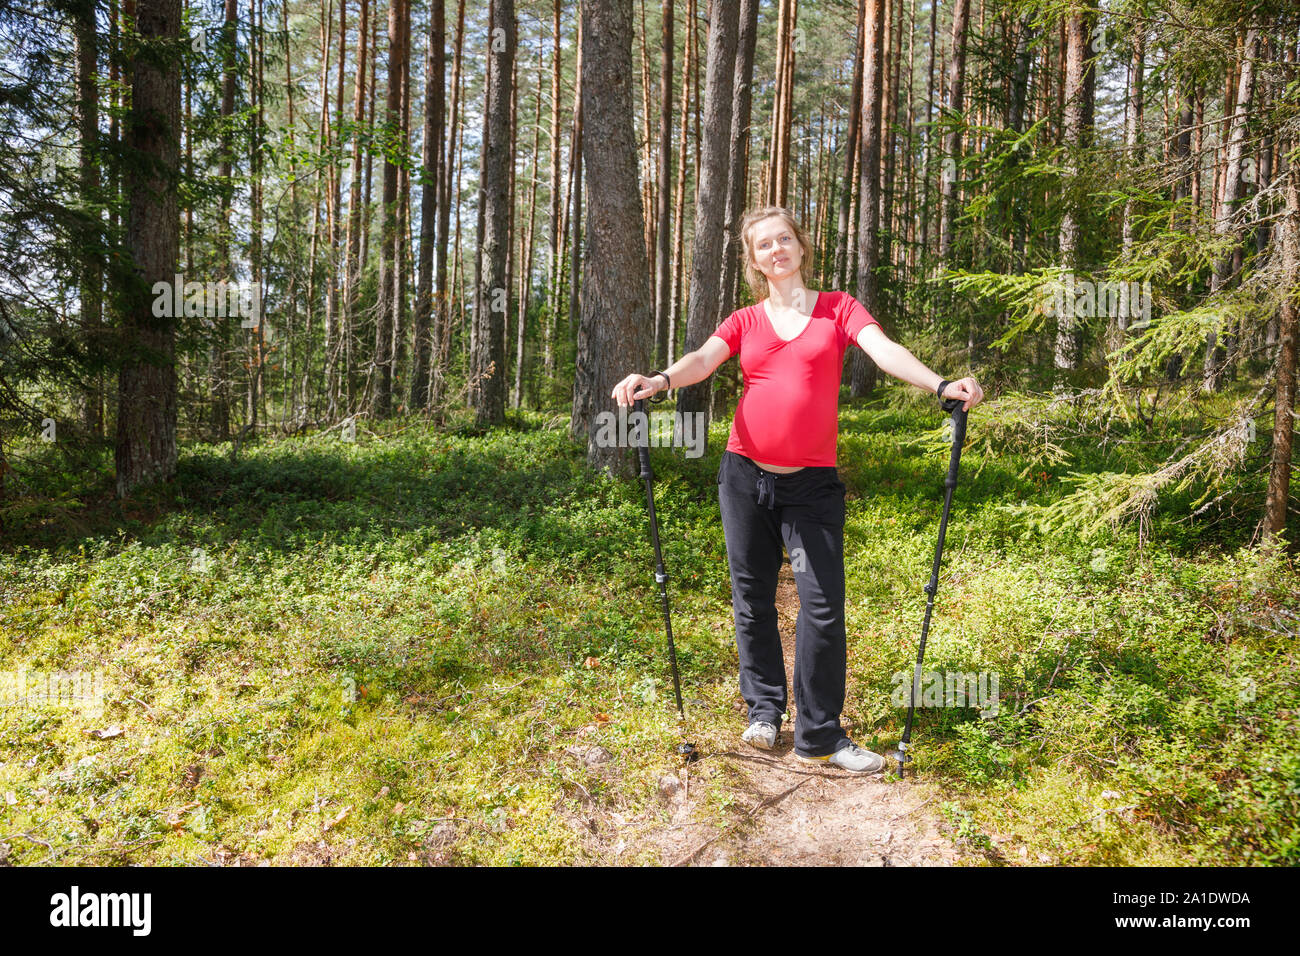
top-left (708, 290), bottom-right (881, 467)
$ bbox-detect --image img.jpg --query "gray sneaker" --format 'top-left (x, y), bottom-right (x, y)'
top-left (796, 742), bottom-right (886, 773)
top-left (741, 721), bottom-right (778, 750)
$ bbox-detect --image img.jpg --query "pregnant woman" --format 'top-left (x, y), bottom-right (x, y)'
top-left (611, 205), bottom-right (984, 772)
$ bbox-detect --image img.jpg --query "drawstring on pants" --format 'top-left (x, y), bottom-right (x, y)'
top-left (755, 471), bottom-right (776, 510)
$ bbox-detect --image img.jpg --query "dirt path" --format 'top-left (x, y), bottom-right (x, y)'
top-left (615, 564), bottom-right (973, 867)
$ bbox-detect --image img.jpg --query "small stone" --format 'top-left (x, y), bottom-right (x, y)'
top-left (657, 773), bottom-right (684, 804)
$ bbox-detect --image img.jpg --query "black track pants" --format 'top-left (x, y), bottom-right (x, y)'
top-left (717, 450), bottom-right (852, 757)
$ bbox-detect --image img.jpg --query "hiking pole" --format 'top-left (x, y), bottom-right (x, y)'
top-left (632, 397), bottom-right (698, 764)
top-left (887, 395), bottom-right (969, 778)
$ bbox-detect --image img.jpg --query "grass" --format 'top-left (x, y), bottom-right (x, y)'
top-left (1, 383), bottom-right (1297, 865)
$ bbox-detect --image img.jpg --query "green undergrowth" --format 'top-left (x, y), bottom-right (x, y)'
top-left (1, 389), bottom-right (1297, 865)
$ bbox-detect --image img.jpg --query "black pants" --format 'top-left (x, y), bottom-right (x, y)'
top-left (717, 450), bottom-right (852, 757)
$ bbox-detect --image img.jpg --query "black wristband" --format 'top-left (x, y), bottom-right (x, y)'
top-left (648, 370), bottom-right (671, 404)
top-left (936, 379), bottom-right (951, 401)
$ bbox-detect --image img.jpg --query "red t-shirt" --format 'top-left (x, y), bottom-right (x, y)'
top-left (708, 290), bottom-right (881, 467)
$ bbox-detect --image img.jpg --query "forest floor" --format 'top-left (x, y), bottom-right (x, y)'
top-left (570, 566), bottom-right (970, 867)
top-left (3, 399), bottom-right (1297, 866)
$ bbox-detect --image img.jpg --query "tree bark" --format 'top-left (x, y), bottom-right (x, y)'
top-left (1053, 3), bottom-right (1092, 376)
top-left (573, 0), bottom-right (653, 476)
top-left (1112, 22), bottom-right (1144, 356)
top-left (342, 0), bottom-right (370, 417)
top-left (719, 0), bottom-right (759, 321)
top-left (544, 0), bottom-right (564, 379)
top-left (431, 0), bottom-right (464, 414)
top-left (835, 0), bottom-right (865, 292)
top-left (768, 0), bottom-right (797, 207)
top-left (373, 0), bottom-right (408, 417)
top-left (654, 0), bottom-right (674, 369)
top-left (935, 0), bottom-right (970, 271)
top-left (676, 0), bottom-right (738, 432)
top-left (668, 0), bottom-right (694, 364)
top-left (514, 42), bottom-right (542, 409)
top-left (210, 0), bottom-right (238, 441)
top-left (412, 0), bottom-right (445, 410)
top-left (850, 0), bottom-right (885, 398)
top-left (1262, 158), bottom-right (1298, 544)
top-left (75, 0), bottom-right (103, 437)
top-left (1203, 27), bottom-right (1259, 392)
top-left (117, 0), bottom-right (180, 497)
top-left (472, 0), bottom-right (515, 425)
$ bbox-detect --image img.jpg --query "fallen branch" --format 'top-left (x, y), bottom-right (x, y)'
top-left (670, 778), bottom-right (809, 867)
top-left (889, 795), bottom-right (937, 820)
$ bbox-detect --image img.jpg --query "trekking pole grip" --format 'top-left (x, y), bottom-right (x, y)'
top-left (940, 398), bottom-right (968, 474)
top-left (632, 398), bottom-right (652, 480)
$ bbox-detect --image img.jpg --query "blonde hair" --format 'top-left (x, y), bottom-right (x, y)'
top-left (738, 205), bottom-right (815, 299)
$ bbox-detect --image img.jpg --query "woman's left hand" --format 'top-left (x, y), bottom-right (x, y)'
top-left (940, 377), bottom-right (984, 411)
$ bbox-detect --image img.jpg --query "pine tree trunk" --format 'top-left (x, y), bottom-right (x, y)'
top-left (374, 0), bottom-right (408, 418)
top-left (502, 52), bottom-right (517, 408)
top-left (432, 0), bottom-right (463, 414)
top-left (279, 0), bottom-right (301, 426)
top-left (304, 0), bottom-right (330, 420)
top-left (342, 0), bottom-right (370, 417)
top-left (564, 21), bottom-right (585, 355)
top-left (323, 0), bottom-right (346, 415)
top-left (247, 0), bottom-right (265, 436)
top-left (835, 0), bottom-right (865, 292)
top-left (116, 0), bottom-right (180, 498)
top-left (544, 0), bottom-right (563, 380)
top-left (719, 0), bottom-right (759, 320)
top-left (75, 0), bottom-right (103, 437)
top-left (1259, 37), bottom-right (1278, 347)
top-left (1204, 27), bottom-right (1259, 392)
top-left (850, 0), bottom-right (885, 398)
top-left (1262, 154), bottom-right (1298, 544)
top-left (676, 0), bottom-right (738, 432)
top-left (668, 0), bottom-right (694, 364)
top-left (936, 0), bottom-right (970, 272)
top-left (638, 0), bottom-right (655, 274)
top-left (573, 0), bottom-right (653, 476)
top-left (210, 0), bottom-right (238, 442)
top-left (472, 0), bottom-right (514, 424)
top-left (1053, 4), bottom-right (1091, 376)
top-left (514, 43), bottom-right (543, 409)
top-left (918, 0), bottom-right (936, 265)
top-left (768, 0), bottom-right (796, 207)
top-left (654, 0), bottom-right (675, 370)
top-left (1007, 15), bottom-right (1032, 272)
top-left (881, 0), bottom-right (899, 274)
top-left (1112, 23), bottom-right (1144, 356)
top-left (393, 3), bottom-right (412, 408)
top-left (413, 0), bottom-right (445, 410)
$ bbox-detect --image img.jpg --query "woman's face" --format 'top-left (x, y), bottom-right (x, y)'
top-left (749, 216), bottom-right (803, 283)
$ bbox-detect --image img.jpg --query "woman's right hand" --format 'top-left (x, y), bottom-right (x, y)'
top-left (611, 373), bottom-right (664, 408)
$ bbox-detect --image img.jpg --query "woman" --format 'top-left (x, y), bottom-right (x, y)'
top-left (611, 205), bottom-right (984, 773)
